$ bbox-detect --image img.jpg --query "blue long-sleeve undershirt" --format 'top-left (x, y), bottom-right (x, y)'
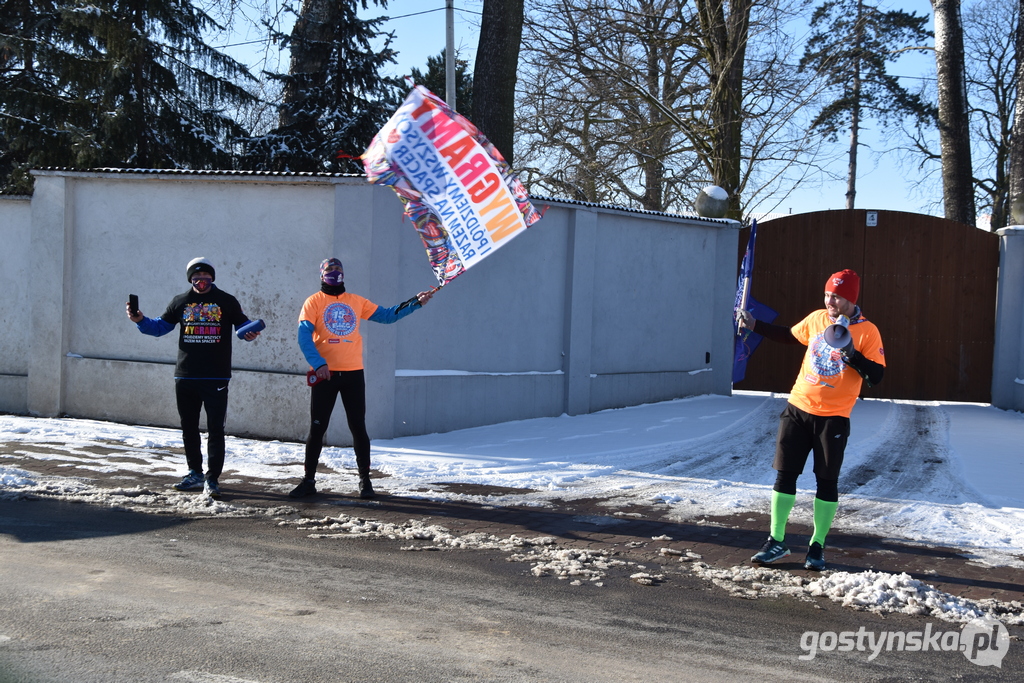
top-left (136, 316), bottom-right (174, 336)
top-left (297, 320), bottom-right (326, 369)
top-left (368, 298), bottom-right (421, 324)
top-left (297, 298), bottom-right (422, 369)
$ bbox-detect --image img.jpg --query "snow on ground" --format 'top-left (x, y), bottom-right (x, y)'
top-left (2, 391), bottom-right (1023, 622)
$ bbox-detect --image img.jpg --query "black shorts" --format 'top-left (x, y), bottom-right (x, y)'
top-left (773, 403), bottom-right (850, 479)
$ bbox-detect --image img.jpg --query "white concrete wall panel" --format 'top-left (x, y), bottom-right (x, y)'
top-left (66, 177), bottom-right (335, 374)
top-left (0, 197), bottom-right (31, 378)
top-left (9, 169), bottom-right (743, 444)
top-left (590, 212), bottom-right (719, 376)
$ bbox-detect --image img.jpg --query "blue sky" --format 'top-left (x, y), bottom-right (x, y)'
top-left (364, 0), bottom-right (943, 217)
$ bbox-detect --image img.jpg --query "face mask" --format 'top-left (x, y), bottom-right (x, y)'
top-left (322, 271), bottom-right (344, 286)
top-left (192, 278), bottom-right (212, 293)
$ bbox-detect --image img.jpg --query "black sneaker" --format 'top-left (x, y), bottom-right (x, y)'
top-left (358, 477), bottom-right (376, 500)
top-left (288, 478), bottom-right (317, 498)
top-left (751, 537), bottom-right (791, 564)
top-left (203, 478), bottom-right (222, 500)
top-left (804, 542), bottom-right (826, 571)
top-left (173, 470), bottom-right (205, 491)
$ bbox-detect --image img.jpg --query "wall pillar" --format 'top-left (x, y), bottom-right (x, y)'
top-left (27, 175), bottom-right (73, 416)
top-left (563, 208), bottom-right (597, 415)
top-left (992, 226), bottom-right (1024, 411)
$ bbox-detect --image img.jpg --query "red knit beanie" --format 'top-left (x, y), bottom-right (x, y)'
top-left (825, 269), bottom-right (860, 304)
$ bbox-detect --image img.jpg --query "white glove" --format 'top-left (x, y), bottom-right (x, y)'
top-left (736, 309), bottom-right (755, 331)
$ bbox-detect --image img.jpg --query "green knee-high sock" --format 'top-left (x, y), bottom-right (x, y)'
top-left (770, 491), bottom-right (797, 542)
top-left (811, 498), bottom-right (839, 547)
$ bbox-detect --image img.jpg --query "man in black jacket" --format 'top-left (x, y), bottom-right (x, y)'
top-left (127, 257), bottom-right (260, 499)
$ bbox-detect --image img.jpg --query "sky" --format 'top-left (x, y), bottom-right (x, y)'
top-left (212, 0), bottom-right (947, 217)
top-left (355, 0), bottom-right (945, 217)
top-left (2, 391), bottom-right (1023, 623)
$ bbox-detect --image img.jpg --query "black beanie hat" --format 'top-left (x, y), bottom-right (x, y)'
top-left (186, 257), bottom-right (215, 282)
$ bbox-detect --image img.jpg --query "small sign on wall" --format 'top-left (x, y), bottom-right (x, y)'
top-left (866, 211), bottom-right (878, 227)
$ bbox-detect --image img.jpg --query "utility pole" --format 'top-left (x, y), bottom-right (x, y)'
top-left (446, 0), bottom-right (456, 109)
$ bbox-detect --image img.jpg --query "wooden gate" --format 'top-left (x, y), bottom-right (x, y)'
top-left (735, 209), bottom-right (1000, 402)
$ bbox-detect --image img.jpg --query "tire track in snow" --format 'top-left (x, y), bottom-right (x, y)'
top-left (840, 403), bottom-right (980, 505)
top-left (640, 396), bottom-right (787, 480)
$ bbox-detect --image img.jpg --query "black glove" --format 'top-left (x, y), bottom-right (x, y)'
top-left (837, 337), bottom-right (855, 362)
top-left (394, 295), bottom-right (420, 314)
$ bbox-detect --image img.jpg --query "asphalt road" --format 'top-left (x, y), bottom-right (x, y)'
top-left (0, 497), bottom-right (1018, 682)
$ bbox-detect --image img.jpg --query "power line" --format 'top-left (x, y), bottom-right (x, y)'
top-left (383, 5), bottom-right (482, 21)
top-left (212, 4), bottom-right (483, 50)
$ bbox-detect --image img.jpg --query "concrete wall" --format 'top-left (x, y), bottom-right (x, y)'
top-left (5, 168), bottom-right (741, 445)
top-left (0, 195), bottom-right (31, 413)
top-left (993, 227), bottom-right (1024, 412)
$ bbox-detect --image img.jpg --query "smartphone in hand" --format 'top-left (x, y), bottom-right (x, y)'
top-left (128, 294), bottom-right (139, 315)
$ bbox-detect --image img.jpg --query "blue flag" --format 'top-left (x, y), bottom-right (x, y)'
top-left (732, 220), bottom-right (777, 383)
top-left (733, 296), bottom-right (778, 383)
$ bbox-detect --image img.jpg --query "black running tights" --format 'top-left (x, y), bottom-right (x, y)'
top-left (304, 369), bottom-right (371, 479)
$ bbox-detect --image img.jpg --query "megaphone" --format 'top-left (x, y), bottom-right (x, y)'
top-left (823, 314), bottom-right (851, 350)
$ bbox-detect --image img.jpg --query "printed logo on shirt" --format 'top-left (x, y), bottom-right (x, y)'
top-left (809, 334), bottom-right (844, 379)
top-left (323, 302), bottom-right (358, 337)
top-left (182, 302), bottom-right (222, 342)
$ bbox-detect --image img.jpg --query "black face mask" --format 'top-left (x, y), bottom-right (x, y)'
top-left (321, 281), bottom-right (346, 295)
top-left (191, 278), bottom-right (212, 293)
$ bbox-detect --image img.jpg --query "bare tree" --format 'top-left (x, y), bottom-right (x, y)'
top-left (696, 0), bottom-right (752, 217)
top-left (1010, 0), bottom-right (1024, 224)
top-left (964, 0), bottom-right (1017, 229)
top-left (516, 0), bottom-right (701, 212)
top-left (933, 0), bottom-right (976, 224)
top-left (515, 0), bottom-right (824, 216)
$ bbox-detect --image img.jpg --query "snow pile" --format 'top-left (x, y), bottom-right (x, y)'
top-left (808, 570), bottom-right (1024, 625)
top-left (0, 467), bottom-right (35, 487)
top-left (689, 562), bottom-right (811, 600)
top-left (689, 562), bottom-right (1024, 625)
top-left (286, 514), bottom-right (559, 551)
top-left (630, 571), bottom-right (665, 586)
top-left (0, 469), bottom-right (280, 518)
top-left (284, 514), bottom-right (633, 585)
top-left (511, 546), bottom-right (629, 585)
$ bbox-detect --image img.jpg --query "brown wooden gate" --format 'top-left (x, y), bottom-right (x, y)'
top-left (735, 209), bottom-right (999, 402)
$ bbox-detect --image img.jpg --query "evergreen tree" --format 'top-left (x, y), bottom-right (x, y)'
top-left (244, 0), bottom-right (402, 173)
top-left (0, 0), bottom-right (96, 192)
top-left (65, 0), bottom-right (258, 170)
top-left (408, 49), bottom-right (473, 115)
top-left (800, 0), bottom-right (935, 208)
top-left (1, 0), bottom-right (258, 192)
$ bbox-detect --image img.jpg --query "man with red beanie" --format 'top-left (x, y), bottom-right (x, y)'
top-left (737, 269), bottom-right (885, 570)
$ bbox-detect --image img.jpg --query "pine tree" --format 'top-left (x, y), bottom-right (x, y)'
top-left (1, 0), bottom-right (259, 192)
top-left (244, 0), bottom-right (402, 173)
top-left (408, 49), bottom-right (473, 115)
top-left (65, 0), bottom-right (258, 170)
top-left (800, 0), bottom-right (935, 208)
top-left (0, 0), bottom-right (95, 192)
